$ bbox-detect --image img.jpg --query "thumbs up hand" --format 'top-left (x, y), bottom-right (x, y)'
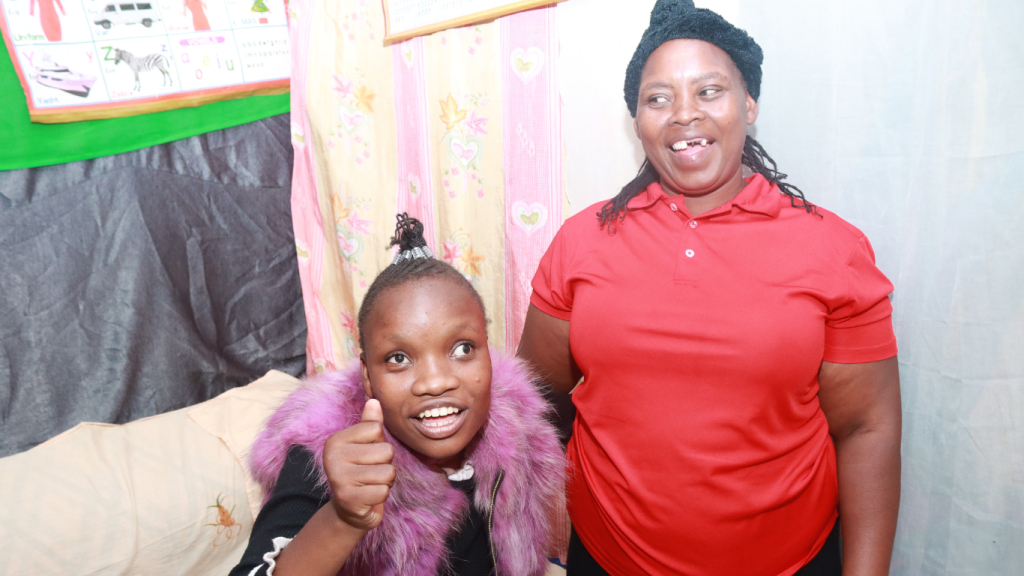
top-left (322, 399), bottom-right (396, 532)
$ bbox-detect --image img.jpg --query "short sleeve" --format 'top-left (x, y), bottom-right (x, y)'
top-left (823, 235), bottom-right (898, 364)
top-left (530, 224), bottom-right (576, 321)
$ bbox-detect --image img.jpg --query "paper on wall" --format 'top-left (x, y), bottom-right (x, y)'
top-left (0, 0), bottom-right (289, 122)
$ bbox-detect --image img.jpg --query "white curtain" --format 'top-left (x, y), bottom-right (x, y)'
top-left (560, 1), bottom-right (1024, 574)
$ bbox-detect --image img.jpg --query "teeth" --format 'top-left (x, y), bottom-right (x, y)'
top-left (418, 406), bottom-right (461, 419)
top-left (672, 139), bottom-right (710, 151)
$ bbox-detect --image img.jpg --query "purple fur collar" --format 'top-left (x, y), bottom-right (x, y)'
top-left (249, 350), bottom-right (566, 576)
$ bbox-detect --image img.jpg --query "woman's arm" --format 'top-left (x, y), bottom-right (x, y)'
top-left (517, 304), bottom-right (580, 394)
top-left (517, 304), bottom-right (581, 441)
top-left (817, 356), bottom-right (902, 576)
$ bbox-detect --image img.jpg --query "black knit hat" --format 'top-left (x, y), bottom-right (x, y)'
top-left (624, 0), bottom-right (763, 117)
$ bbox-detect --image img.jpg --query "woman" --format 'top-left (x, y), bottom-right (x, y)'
top-left (518, 1), bottom-right (901, 575)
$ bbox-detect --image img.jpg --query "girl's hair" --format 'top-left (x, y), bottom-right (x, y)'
top-left (596, 135), bottom-right (820, 228)
top-left (357, 213), bottom-right (486, 350)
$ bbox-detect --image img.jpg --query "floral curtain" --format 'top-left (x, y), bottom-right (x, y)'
top-left (285, 0), bottom-right (569, 556)
top-left (287, 0), bottom-right (564, 375)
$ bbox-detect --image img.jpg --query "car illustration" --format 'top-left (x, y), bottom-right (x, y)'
top-left (92, 2), bottom-right (160, 29)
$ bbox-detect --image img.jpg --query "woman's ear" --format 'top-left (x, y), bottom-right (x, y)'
top-left (745, 93), bottom-right (759, 126)
top-left (360, 352), bottom-right (375, 398)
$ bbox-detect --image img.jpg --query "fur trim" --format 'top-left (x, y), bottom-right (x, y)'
top-left (249, 350), bottom-right (567, 576)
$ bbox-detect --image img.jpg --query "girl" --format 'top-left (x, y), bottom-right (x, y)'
top-left (231, 214), bottom-right (566, 576)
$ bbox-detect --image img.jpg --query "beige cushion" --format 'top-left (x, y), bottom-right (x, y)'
top-left (0, 370), bottom-right (299, 576)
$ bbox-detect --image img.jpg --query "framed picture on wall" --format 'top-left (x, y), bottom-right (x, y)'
top-left (381, 0), bottom-right (566, 43)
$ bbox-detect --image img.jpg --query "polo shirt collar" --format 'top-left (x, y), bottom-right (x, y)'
top-left (626, 184), bottom-right (664, 210)
top-left (729, 174), bottom-right (781, 218)
top-left (628, 174), bottom-right (781, 218)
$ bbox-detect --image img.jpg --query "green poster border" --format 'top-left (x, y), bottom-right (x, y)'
top-left (2, 42), bottom-right (289, 171)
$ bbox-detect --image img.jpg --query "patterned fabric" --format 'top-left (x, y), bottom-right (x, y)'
top-left (286, 0), bottom-right (570, 557)
top-left (500, 9), bottom-right (564, 350)
top-left (287, 0), bottom-right (566, 368)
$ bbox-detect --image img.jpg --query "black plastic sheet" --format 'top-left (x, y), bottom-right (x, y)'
top-left (0, 114), bottom-right (306, 457)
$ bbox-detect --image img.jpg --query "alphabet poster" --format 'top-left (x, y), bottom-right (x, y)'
top-left (381, 0), bottom-right (565, 43)
top-left (1, 0), bottom-right (289, 122)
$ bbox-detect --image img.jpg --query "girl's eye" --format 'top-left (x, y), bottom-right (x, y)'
top-left (648, 95), bottom-right (668, 104)
top-left (699, 87), bottom-right (721, 98)
top-left (452, 343), bottom-right (474, 358)
top-left (386, 353), bottom-right (409, 364)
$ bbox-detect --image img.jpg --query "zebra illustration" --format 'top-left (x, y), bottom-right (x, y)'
top-left (113, 49), bottom-right (172, 92)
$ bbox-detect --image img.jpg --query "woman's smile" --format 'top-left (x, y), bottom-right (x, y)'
top-left (671, 137), bottom-right (714, 159)
top-left (412, 406), bottom-right (468, 438)
top-left (410, 398), bottom-right (469, 438)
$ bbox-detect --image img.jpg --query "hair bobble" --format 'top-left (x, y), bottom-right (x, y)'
top-left (391, 245), bottom-right (435, 265)
top-left (357, 212), bottom-right (486, 351)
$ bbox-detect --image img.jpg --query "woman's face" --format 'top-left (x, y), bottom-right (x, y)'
top-left (634, 39), bottom-right (758, 203)
top-left (360, 277), bottom-right (491, 471)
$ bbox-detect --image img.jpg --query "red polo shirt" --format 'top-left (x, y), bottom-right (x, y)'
top-left (531, 175), bottom-right (897, 576)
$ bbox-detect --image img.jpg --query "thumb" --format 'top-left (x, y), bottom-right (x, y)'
top-left (361, 398), bottom-right (384, 424)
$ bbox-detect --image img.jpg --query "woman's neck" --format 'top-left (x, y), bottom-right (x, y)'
top-left (680, 171), bottom-right (748, 217)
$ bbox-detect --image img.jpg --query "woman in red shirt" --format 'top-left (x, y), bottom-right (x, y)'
top-left (518, 1), bottom-right (902, 575)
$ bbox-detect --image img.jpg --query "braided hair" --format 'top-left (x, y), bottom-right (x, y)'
top-left (357, 213), bottom-right (486, 350)
top-left (597, 137), bottom-right (819, 228)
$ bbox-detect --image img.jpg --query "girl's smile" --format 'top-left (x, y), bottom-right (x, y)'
top-left (412, 402), bottom-right (467, 438)
top-left (359, 276), bottom-right (491, 470)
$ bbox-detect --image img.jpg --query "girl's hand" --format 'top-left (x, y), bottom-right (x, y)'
top-left (322, 399), bottom-right (396, 532)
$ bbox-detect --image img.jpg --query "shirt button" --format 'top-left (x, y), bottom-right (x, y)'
top-left (670, 203), bottom-right (678, 212)
top-left (689, 220), bottom-right (697, 228)
top-left (685, 249), bottom-right (695, 258)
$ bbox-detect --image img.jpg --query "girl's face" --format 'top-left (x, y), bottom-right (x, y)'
top-left (634, 39), bottom-right (758, 205)
top-left (360, 277), bottom-right (491, 470)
